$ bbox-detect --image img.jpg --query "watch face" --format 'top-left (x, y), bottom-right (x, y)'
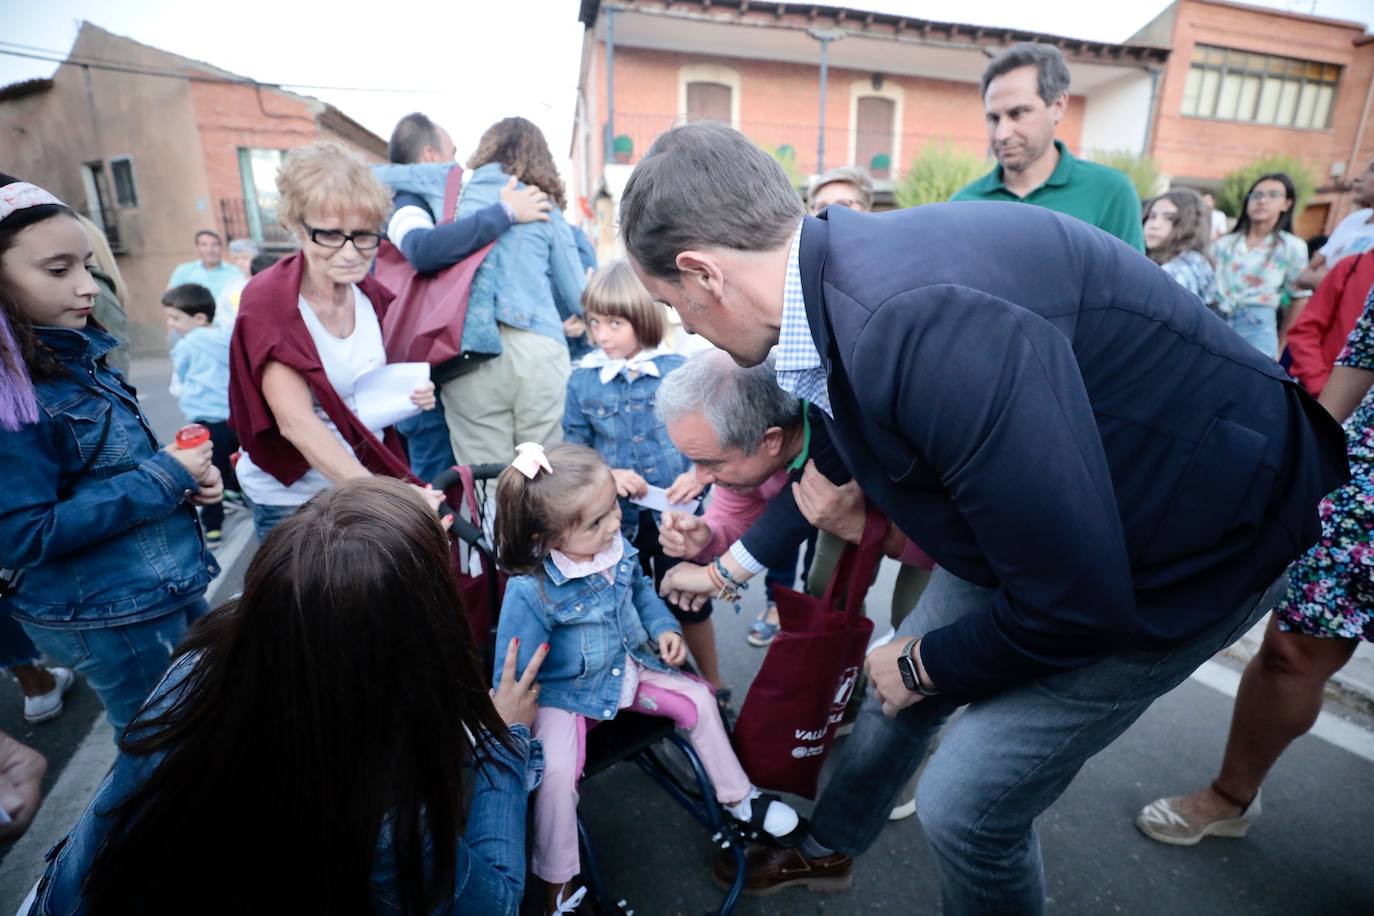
top-left (898, 656), bottom-right (919, 692)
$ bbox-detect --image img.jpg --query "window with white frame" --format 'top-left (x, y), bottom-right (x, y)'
top-left (677, 64), bottom-right (741, 129)
top-left (848, 79), bottom-right (904, 179)
top-left (1181, 44), bottom-right (1339, 130)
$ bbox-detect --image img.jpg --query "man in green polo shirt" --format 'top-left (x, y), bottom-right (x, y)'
top-left (953, 42), bottom-right (1144, 251)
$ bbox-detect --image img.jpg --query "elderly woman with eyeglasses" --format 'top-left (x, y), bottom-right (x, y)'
top-left (227, 141), bottom-right (440, 540)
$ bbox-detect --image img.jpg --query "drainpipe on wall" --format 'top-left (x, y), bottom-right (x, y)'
top-left (1141, 67), bottom-right (1162, 158)
top-left (808, 28), bottom-right (844, 175)
top-left (604, 6), bottom-right (616, 165)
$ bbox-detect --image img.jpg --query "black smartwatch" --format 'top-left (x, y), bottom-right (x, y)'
top-left (897, 637), bottom-right (938, 696)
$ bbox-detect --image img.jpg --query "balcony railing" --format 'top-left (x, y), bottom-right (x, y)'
top-left (218, 197), bottom-right (298, 251)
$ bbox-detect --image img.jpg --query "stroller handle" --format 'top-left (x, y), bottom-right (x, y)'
top-left (432, 465), bottom-right (506, 549)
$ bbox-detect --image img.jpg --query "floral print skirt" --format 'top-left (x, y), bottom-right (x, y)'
top-left (1275, 468), bottom-right (1374, 643)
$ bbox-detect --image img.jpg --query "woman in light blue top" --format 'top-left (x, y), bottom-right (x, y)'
top-left (439, 118), bottom-right (587, 466)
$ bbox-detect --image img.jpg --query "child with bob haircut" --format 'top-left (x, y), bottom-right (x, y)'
top-left (563, 260), bottom-right (725, 691)
top-left (492, 442), bottom-right (801, 913)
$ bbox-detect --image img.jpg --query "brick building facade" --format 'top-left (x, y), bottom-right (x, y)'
top-left (0, 22), bottom-right (386, 353)
top-left (572, 0), bottom-right (1374, 252)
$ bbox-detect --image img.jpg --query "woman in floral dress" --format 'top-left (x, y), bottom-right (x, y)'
top-left (1135, 288), bottom-right (1373, 846)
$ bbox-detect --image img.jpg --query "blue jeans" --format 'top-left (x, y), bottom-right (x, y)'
top-left (0, 607), bottom-right (39, 669)
top-left (397, 398), bottom-right (457, 484)
top-left (1227, 306), bottom-right (1278, 358)
top-left (809, 567), bottom-right (1282, 915)
top-left (249, 500), bottom-right (300, 542)
top-left (20, 599), bottom-right (210, 737)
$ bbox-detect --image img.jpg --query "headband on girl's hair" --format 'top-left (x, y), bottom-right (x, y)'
top-left (512, 442), bottom-right (553, 480)
top-left (0, 181), bottom-right (57, 431)
top-left (0, 182), bottom-right (65, 224)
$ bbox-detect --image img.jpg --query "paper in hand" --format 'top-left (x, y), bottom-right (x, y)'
top-left (353, 362), bottom-right (430, 430)
top-left (629, 484), bottom-right (701, 515)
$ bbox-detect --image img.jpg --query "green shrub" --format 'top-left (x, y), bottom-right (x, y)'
top-left (1216, 154), bottom-right (1318, 220)
top-left (894, 142), bottom-right (989, 208)
top-left (1085, 149), bottom-right (1163, 201)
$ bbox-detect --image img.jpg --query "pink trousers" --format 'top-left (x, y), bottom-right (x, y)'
top-left (530, 663), bottom-right (753, 884)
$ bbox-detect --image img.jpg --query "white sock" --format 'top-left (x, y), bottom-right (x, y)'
top-left (726, 788), bottom-right (800, 837)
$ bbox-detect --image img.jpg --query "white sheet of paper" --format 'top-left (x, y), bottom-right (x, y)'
top-left (353, 362), bottom-right (429, 430)
top-left (629, 484), bottom-right (700, 515)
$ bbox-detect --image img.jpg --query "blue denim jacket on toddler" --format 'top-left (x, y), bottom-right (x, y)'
top-left (0, 326), bottom-right (216, 628)
top-left (493, 536), bottom-right (681, 721)
top-left (457, 162), bottom-right (586, 350)
top-left (30, 653), bottom-right (542, 915)
top-left (563, 349), bottom-right (692, 540)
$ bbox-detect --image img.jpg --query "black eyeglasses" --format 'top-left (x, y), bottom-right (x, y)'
top-left (302, 222), bottom-right (382, 252)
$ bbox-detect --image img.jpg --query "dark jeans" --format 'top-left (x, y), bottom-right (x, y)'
top-left (631, 510), bottom-right (714, 624)
top-left (194, 419), bottom-right (239, 532)
top-left (808, 567), bottom-right (1284, 915)
top-left (397, 393), bottom-right (457, 484)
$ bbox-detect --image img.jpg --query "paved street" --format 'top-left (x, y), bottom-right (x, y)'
top-left (0, 356), bottom-right (1370, 914)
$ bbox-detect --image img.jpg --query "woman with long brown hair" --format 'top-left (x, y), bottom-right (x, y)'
top-left (438, 117), bottom-right (587, 466)
top-left (1142, 187), bottom-right (1217, 309)
top-left (29, 477), bottom-right (547, 915)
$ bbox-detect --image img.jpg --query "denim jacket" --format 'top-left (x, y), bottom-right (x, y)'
top-left (494, 538), bottom-right (680, 720)
top-left (563, 354), bottom-right (692, 539)
top-left (0, 327), bottom-right (216, 628)
top-left (30, 654), bottom-right (541, 916)
top-left (372, 162), bottom-right (453, 221)
top-left (458, 162), bottom-right (586, 348)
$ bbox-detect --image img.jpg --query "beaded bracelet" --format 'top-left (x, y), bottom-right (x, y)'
top-left (711, 557), bottom-right (748, 613)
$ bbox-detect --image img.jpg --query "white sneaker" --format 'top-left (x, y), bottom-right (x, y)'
top-left (889, 796), bottom-right (917, 821)
top-left (24, 667), bottom-right (75, 724)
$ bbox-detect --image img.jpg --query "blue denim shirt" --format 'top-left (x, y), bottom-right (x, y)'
top-left (30, 654), bottom-right (541, 916)
top-left (563, 355), bottom-right (692, 539)
top-left (494, 538), bottom-right (680, 720)
top-left (0, 327), bottom-right (216, 628)
top-left (458, 163), bottom-right (586, 347)
top-left (372, 162), bottom-right (453, 220)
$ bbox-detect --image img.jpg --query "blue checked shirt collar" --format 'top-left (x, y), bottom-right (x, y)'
top-left (773, 221), bottom-right (832, 418)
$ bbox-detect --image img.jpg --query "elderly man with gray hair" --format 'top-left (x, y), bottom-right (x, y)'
top-left (653, 350), bottom-right (931, 646)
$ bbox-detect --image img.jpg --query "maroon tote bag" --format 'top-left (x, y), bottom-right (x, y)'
top-left (732, 511), bottom-right (886, 799)
top-left (374, 166), bottom-right (496, 382)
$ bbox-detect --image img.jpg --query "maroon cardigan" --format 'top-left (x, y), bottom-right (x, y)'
top-left (228, 252), bottom-right (415, 486)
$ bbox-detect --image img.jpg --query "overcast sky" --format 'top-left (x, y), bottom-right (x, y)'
top-left (4, 0), bottom-right (1371, 191)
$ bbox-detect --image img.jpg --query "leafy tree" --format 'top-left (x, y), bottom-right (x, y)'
top-left (894, 141), bottom-right (988, 208)
top-left (1085, 149), bottom-right (1163, 201)
top-left (1216, 154), bottom-right (1318, 220)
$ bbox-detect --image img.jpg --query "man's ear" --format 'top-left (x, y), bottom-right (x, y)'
top-left (675, 250), bottom-right (726, 298)
top-left (1049, 92), bottom-right (1067, 125)
top-left (761, 426), bottom-right (785, 457)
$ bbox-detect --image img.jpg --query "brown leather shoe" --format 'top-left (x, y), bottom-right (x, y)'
top-left (713, 842), bottom-right (853, 896)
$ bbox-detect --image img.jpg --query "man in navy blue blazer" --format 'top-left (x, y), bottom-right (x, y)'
top-left (621, 123), bottom-right (1348, 910)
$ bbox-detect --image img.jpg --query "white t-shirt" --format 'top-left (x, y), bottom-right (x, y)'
top-left (1319, 208), bottom-right (1374, 267)
top-left (1210, 208), bottom-right (1228, 241)
top-left (237, 285), bottom-right (387, 507)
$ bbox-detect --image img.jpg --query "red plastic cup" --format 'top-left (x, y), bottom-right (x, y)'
top-left (175, 423), bottom-right (210, 449)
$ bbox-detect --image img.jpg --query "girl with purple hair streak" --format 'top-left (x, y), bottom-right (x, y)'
top-left (0, 176), bottom-right (221, 736)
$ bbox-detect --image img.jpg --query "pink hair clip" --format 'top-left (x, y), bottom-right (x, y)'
top-left (512, 442), bottom-right (553, 480)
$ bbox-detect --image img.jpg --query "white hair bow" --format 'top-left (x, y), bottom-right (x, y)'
top-left (511, 442), bottom-right (553, 480)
